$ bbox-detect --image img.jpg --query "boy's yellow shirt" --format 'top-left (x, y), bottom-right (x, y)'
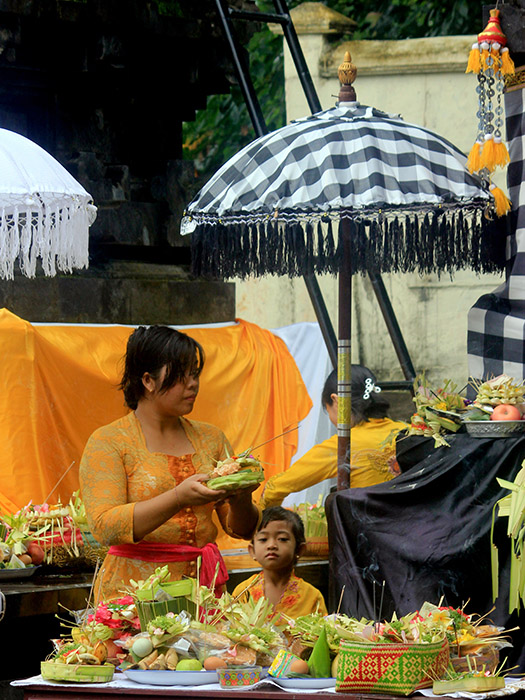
top-left (232, 571), bottom-right (327, 625)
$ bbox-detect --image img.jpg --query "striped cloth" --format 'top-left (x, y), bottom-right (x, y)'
top-left (468, 73), bottom-right (525, 381)
top-left (182, 103), bottom-right (502, 280)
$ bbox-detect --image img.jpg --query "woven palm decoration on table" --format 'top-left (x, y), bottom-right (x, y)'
top-left (335, 638), bottom-right (449, 696)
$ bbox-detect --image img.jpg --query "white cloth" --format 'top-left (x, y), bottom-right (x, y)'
top-left (271, 321), bottom-right (336, 507)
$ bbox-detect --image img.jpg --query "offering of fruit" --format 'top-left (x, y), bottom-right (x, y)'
top-left (176, 658), bottom-right (203, 671)
top-left (491, 404), bottom-right (522, 421)
top-left (207, 449), bottom-right (264, 491)
top-left (472, 375), bottom-right (525, 409)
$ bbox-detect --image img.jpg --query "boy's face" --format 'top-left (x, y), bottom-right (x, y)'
top-left (248, 519), bottom-right (302, 571)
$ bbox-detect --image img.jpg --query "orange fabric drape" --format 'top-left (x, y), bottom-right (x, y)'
top-left (0, 310), bottom-right (312, 550)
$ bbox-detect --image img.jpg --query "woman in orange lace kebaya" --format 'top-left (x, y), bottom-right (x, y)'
top-left (79, 325), bottom-right (260, 602)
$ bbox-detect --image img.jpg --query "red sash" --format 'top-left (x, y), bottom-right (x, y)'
top-left (107, 541), bottom-right (229, 589)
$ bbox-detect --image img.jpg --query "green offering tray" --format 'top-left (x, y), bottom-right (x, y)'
top-left (41, 661), bottom-right (115, 683)
top-left (433, 676), bottom-right (505, 695)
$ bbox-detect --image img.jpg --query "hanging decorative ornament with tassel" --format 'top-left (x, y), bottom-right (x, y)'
top-left (466, 8), bottom-right (514, 217)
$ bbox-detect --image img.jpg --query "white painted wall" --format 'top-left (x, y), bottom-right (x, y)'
top-left (234, 7), bottom-right (506, 387)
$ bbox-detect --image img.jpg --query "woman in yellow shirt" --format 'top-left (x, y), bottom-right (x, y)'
top-left (260, 366), bottom-right (407, 507)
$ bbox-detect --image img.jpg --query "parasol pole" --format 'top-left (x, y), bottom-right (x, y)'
top-left (337, 52), bottom-right (357, 491)
top-left (337, 218), bottom-right (352, 490)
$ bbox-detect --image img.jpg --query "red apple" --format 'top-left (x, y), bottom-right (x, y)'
top-left (491, 404), bottom-right (521, 421)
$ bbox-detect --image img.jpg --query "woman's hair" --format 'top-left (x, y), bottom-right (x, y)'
top-left (120, 325), bottom-right (205, 410)
top-left (322, 365), bottom-right (390, 424)
top-left (257, 506), bottom-right (306, 551)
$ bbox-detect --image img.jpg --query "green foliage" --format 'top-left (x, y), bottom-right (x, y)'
top-left (183, 22), bottom-right (285, 178)
top-left (183, 0), bottom-right (485, 182)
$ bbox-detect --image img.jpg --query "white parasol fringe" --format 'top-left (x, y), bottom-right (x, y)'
top-left (0, 195), bottom-right (95, 280)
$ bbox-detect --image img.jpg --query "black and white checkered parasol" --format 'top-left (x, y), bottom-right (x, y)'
top-left (182, 103), bottom-right (504, 279)
top-left (468, 83), bottom-right (525, 381)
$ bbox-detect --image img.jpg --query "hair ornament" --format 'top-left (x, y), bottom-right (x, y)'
top-left (363, 377), bottom-right (381, 400)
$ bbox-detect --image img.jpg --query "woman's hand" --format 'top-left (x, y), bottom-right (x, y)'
top-left (175, 474), bottom-right (227, 508)
top-left (220, 483), bottom-right (260, 539)
top-left (222, 481), bottom-right (261, 506)
top-left (132, 474), bottom-right (225, 542)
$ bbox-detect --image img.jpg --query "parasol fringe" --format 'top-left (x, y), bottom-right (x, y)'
top-left (0, 200), bottom-right (93, 280)
top-left (325, 219), bottom-right (336, 267)
top-left (316, 222), bottom-right (325, 263)
top-left (190, 207), bottom-right (505, 280)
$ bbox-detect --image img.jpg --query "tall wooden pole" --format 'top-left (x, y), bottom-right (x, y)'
top-left (336, 52), bottom-right (357, 491)
top-left (337, 219), bottom-right (352, 490)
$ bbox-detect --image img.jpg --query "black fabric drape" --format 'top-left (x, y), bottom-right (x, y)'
top-left (327, 432), bottom-right (525, 668)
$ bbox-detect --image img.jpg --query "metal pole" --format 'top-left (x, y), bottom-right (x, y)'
top-left (337, 219), bottom-right (352, 490)
top-left (273, 0), bottom-right (322, 113)
top-left (214, 0), bottom-right (268, 139)
top-left (214, 0), bottom-right (338, 366)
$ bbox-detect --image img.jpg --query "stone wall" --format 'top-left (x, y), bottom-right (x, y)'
top-left (0, 1), bottom-right (252, 323)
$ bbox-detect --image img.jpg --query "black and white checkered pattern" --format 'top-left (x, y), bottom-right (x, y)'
top-left (182, 103), bottom-right (502, 279)
top-left (184, 104), bottom-right (489, 222)
top-left (467, 86), bottom-right (525, 380)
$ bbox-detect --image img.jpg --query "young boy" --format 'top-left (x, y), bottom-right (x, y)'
top-left (231, 506), bottom-right (328, 624)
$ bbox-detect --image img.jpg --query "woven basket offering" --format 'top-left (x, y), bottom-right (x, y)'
top-left (303, 537), bottom-right (329, 557)
top-left (41, 661), bottom-right (114, 683)
top-left (336, 638), bottom-right (449, 696)
top-left (134, 579), bottom-right (196, 630)
top-left (450, 646), bottom-right (499, 675)
top-left (136, 597), bottom-right (196, 630)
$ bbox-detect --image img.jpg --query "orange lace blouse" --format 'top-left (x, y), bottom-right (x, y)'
top-left (79, 412), bottom-right (241, 601)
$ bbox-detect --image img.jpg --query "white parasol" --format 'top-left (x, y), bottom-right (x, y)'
top-left (0, 128), bottom-right (97, 280)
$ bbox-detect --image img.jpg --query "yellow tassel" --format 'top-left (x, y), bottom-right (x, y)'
top-left (501, 48), bottom-right (515, 75)
top-left (490, 47), bottom-right (502, 72)
top-left (480, 135), bottom-right (496, 172)
top-left (493, 138), bottom-right (510, 168)
top-left (490, 184), bottom-right (511, 217)
top-left (480, 47), bottom-right (490, 72)
top-left (466, 141), bottom-right (482, 173)
top-left (466, 44), bottom-right (481, 74)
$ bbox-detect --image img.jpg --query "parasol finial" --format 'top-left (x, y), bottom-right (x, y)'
top-left (338, 50), bottom-right (357, 103)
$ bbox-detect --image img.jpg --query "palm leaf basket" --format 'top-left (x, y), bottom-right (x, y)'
top-left (335, 638), bottom-right (450, 696)
top-left (41, 661), bottom-right (114, 683)
top-left (133, 579), bottom-right (196, 630)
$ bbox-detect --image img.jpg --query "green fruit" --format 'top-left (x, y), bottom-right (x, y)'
top-left (176, 659), bottom-right (203, 671)
top-left (131, 637), bottom-right (154, 659)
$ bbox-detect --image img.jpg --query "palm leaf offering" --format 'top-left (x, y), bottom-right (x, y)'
top-left (286, 603), bottom-right (513, 661)
top-left (207, 447), bottom-right (265, 491)
top-left (492, 462), bottom-right (525, 612)
top-left (0, 490), bottom-right (102, 570)
top-left (471, 375), bottom-right (525, 408)
top-left (48, 564), bottom-right (516, 686)
top-left (307, 625), bottom-right (331, 678)
top-left (291, 496), bottom-right (327, 539)
top-left (406, 375), bottom-right (468, 447)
